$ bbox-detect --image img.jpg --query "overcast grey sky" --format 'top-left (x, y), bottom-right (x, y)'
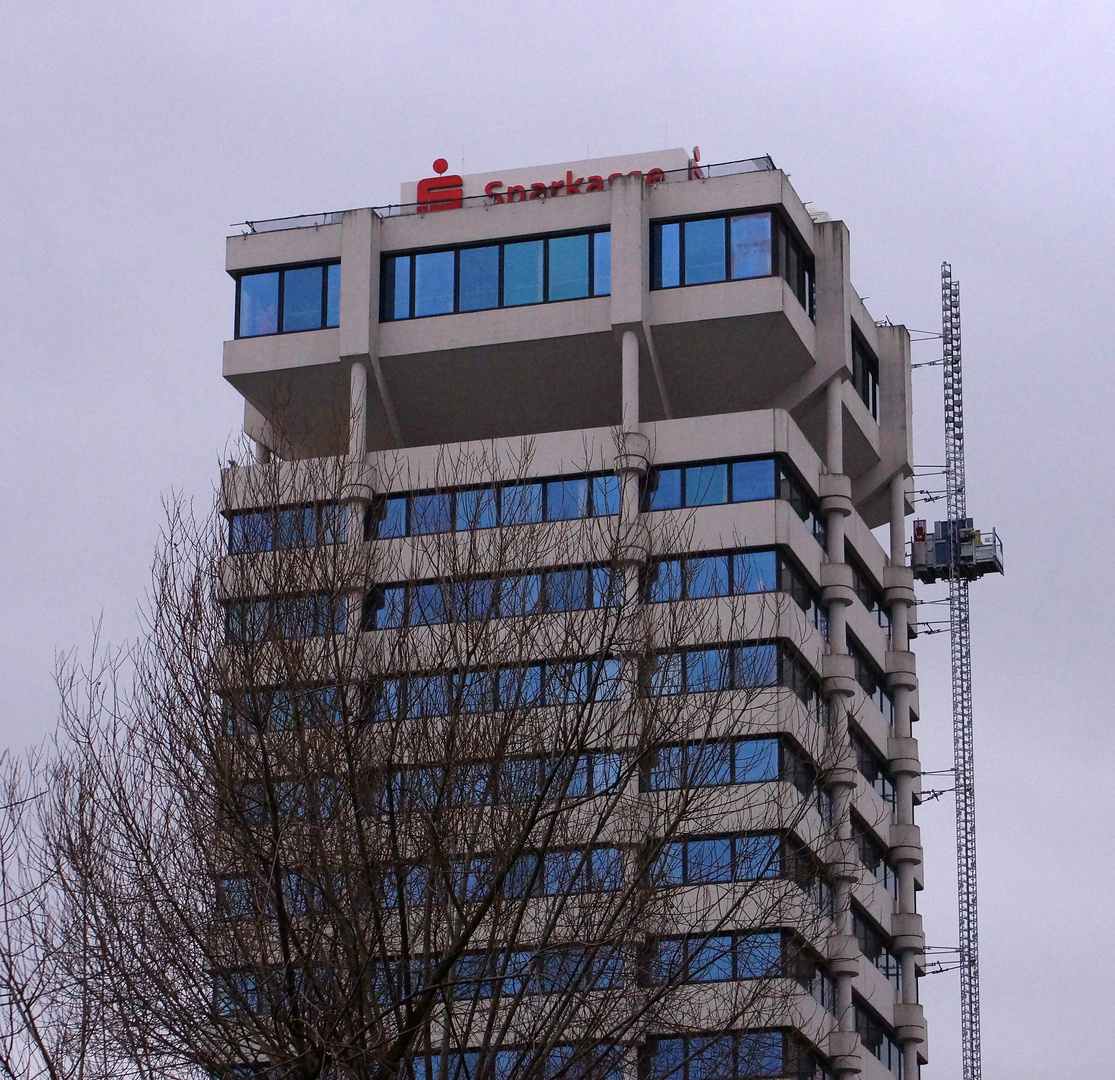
top-left (1, 2), bottom-right (1112, 1076)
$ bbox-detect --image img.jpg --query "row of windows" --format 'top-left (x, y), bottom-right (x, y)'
top-left (849, 636), bottom-right (896, 724)
top-left (852, 906), bottom-right (902, 996)
top-left (848, 549), bottom-right (891, 635)
top-left (643, 457), bottom-right (827, 548)
top-left (852, 329), bottom-right (881, 422)
top-left (235, 261), bottom-right (340, 338)
top-left (647, 1031), bottom-right (831, 1080)
top-left (366, 658), bottom-right (622, 722)
top-left (452, 945), bottom-right (623, 998)
top-left (226, 595), bottom-right (345, 643)
top-left (646, 547), bottom-right (828, 639)
top-left (368, 472), bottom-right (620, 539)
top-left (851, 726), bottom-right (897, 812)
top-left (228, 503), bottom-right (347, 555)
top-left (383, 752), bottom-right (623, 812)
top-left (651, 210), bottom-right (815, 319)
top-left (647, 643), bottom-right (818, 712)
top-left (853, 814), bottom-right (901, 908)
top-left (642, 735), bottom-right (804, 794)
top-left (855, 998), bottom-right (904, 1077)
top-left (223, 685), bottom-right (342, 732)
top-left (381, 229), bottom-right (611, 321)
top-left (410, 1045), bottom-right (621, 1080)
top-left (362, 565), bottom-right (621, 630)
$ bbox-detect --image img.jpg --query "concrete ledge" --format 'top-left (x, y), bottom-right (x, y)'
top-left (889, 822), bottom-right (922, 865)
top-left (891, 911), bottom-right (925, 953)
top-left (827, 1031), bottom-right (863, 1074)
top-left (893, 1002), bottom-right (927, 1044)
top-left (887, 735), bottom-right (920, 776)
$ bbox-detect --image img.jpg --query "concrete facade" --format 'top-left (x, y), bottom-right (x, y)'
top-left (220, 151), bottom-right (926, 1079)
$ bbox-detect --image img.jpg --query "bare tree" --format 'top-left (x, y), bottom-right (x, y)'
top-left (2, 438), bottom-right (841, 1080)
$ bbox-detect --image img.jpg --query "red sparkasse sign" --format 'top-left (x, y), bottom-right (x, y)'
top-left (403, 149), bottom-right (692, 213)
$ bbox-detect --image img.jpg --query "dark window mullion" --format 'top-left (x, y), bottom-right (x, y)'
top-left (542, 237), bottom-right (550, 303)
top-left (409, 256), bottom-right (417, 319)
top-left (498, 243), bottom-right (505, 309)
top-left (276, 270), bottom-right (285, 336)
top-left (588, 230), bottom-right (595, 296)
top-left (724, 215), bottom-right (731, 283)
top-left (234, 276), bottom-right (242, 339)
top-left (453, 249), bottom-right (461, 314)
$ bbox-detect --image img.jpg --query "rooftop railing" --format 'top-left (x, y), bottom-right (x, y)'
top-left (231, 156), bottom-right (776, 235)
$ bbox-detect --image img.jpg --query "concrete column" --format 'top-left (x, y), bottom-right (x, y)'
top-left (826, 377), bottom-right (843, 475)
top-left (349, 361), bottom-right (368, 459)
top-left (889, 474), bottom-right (906, 565)
top-left (621, 330), bottom-right (639, 431)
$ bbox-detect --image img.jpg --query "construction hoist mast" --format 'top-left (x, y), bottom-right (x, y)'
top-left (910, 264), bottom-right (1003, 1080)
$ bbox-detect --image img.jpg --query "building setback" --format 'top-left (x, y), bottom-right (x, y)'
top-left (220, 149), bottom-right (927, 1080)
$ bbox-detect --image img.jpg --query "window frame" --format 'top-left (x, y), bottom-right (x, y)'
top-left (380, 227), bottom-right (611, 322)
top-left (233, 259), bottom-right (341, 339)
top-left (650, 206), bottom-right (815, 319)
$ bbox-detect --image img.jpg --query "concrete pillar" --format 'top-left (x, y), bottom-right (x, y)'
top-left (889, 474), bottom-right (906, 565)
top-left (349, 361), bottom-right (369, 459)
top-left (621, 330), bottom-right (639, 431)
top-left (826, 377), bottom-right (843, 475)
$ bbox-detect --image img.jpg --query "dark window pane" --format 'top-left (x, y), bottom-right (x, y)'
top-left (230, 511), bottom-right (272, 554)
top-left (690, 741), bottom-right (732, 786)
top-left (456, 487), bottom-right (498, 530)
top-left (391, 255), bottom-right (412, 320)
top-left (593, 231), bottom-right (611, 295)
top-left (458, 245), bottom-right (499, 312)
top-left (282, 266), bottom-right (323, 332)
top-left (414, 250), bottom-right (455, 316)
top-left (683, 217), bottom-right (726, 284)
top-left (731, 459), bottom-right (776, 502)
top-left (325, 263), bottom-right (341, 327)
top-left (275, 506), bottom-right (315, 548)
top-left (411, 493), bottom-right (453, 534)
top-left (647, 468), bottom-right (682, 510)
top-left (736, 834), bottom-right (781, 879)
top-left (545, 477), bottom-right (588, 520)
top-left (686, 648), bottom-right (728, 692)
top-left (687, 555), bottom-right (729, 598)
top-left (690, 937), bottom-right (734, 982)
top-left (501, 482), bottom-right (543, 525)
top-left (730, 213), bottom-right (773, 279)
top-left (412, 583), bottom-right (447, 625)
top-left (653, 223), bottom-right (680, 288)
top-left (547, 233), bottom-right (589, 301)
top-left (503, 240), bottom-right (543, 306)
top-left (239, 272), bottom-right (279, 337)
top-left (591, 474), bottom-right (621, 516)
top-left (735, 550), bottom-right (778, 593)
top-left (684, 463), bottom-right (728, 506)
top-left (376, 496), bottom-right (407, 539)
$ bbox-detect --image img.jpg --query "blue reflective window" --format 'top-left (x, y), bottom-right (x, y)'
top-left (687, 837), bottom-right (733, 883)
top-left (734, 737), bottom-right (780, 782)
top-left (376, 496), bottom-right (407, 539)
top-left (501, 482), bottom-right (543, 525)
top-left (739, 642), bottom-right (780, 686)
top-left (455, 487), bottom-right (498, 530)
top-left (735, 550), bottom-right (778, 593)
top-left (648, 559), bottom-right (683, 604)
top-left (503, 240), bottom-right (544, 306)
top-left (647, 468), bottom-right (682, 510)
top-left (458, 245), bottom-right (500, 312)
top-left (545, 569), bottom-right (589, 612)
top-left (411, 493), bottom-right (453, 535)
top-left (731, 459), bottom-right (776, 502)
top-left (653, 222), bottom-right (680, 288)
top-left (414, 250), bottom-right (455, 316)
top-left (499, 573), bottom-right (542, 618)
top-left (592, 473), bottom-right (621, 515)
top-left (730, 213), bottom-right (772, 279)
top-left (282, 266), bottom-right (324, 332)
top-left (326, 263), bottom-right (341, 327)
top-left (593, 231), bottom-right (612, 295)
top-left (545, 477), bottom-right (589, 521)
top-left (230, 511), bottom-right (272, 554)
top-left (547, 233), bottom-right (589, 301)
top-left (238, 272), bottom-right (279, 337)
top-left (687, 555), bottom-right (729, 598)
top-left (390, 255), bottom-right (411, 320)
top-left (684, 463), bottom-right (728, 506)
top-left (689, 936), bottom-right (735, 982)
top-left (683, 217), bottom-right (726, 285)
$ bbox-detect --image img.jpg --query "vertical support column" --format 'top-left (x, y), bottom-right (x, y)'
top-left (253, 440), bottom-right (271, 464)
top-left (349, 361), bottom-right (369, 460)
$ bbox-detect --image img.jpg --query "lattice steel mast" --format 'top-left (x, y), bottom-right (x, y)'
top-left (942, 263), bottom-right (980, 1080)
